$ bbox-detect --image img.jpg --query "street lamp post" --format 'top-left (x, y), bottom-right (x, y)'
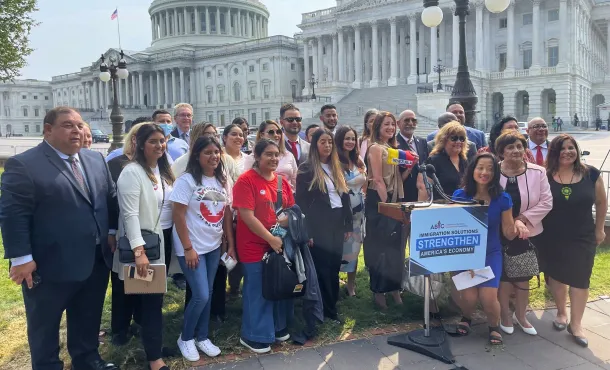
top-left (433, 59), bottom-right (445, 92)
top-left (309, 74), bottom-right (318, 101)
top-left (99, 50), bottom-right (129, 151)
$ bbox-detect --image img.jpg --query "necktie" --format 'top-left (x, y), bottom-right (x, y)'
top-left (289, 141), bottom-right (299, 161)
top-left (409, 139), bottom-right (417, 153)
top-left (67, 156), bottom-right (90, 200)
top-left (536, 146), bottom-right (544, 166)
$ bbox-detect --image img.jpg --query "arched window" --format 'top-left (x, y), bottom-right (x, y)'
top-left (233, 82), bottom-right (241, 101)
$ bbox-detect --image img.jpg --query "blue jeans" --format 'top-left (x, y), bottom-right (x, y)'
top-left (177, 247), bottom-right (221, 341)
top-left (241, 261), bottom-right (293, 344)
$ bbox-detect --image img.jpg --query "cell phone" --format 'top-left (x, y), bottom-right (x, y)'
top-left (23, 271), bottom-right (41, 289)
top-left (127, 266), bottom-right (154, 282)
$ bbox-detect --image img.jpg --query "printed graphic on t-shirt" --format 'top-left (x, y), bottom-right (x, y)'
top-left (195, 186), bottom-right (227, 228)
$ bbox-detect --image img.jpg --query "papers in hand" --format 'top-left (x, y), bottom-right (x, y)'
top-left (452, 266), bottom-right (495, 291)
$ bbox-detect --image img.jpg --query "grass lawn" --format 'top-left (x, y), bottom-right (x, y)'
top-left (1, 233), bottom-right (610, 369)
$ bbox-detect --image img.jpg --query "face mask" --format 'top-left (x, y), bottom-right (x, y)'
top-left (159, 124), bottom-right (173, 137)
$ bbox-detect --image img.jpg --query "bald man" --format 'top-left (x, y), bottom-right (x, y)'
top-left (427, 112), bottom-right (477, 161)
top-left (427, 103), bottom-right (487, 150)
top-left (526, 117), bottom-right (549, 166)
top-left (397, 110), bottom-right (429, 201)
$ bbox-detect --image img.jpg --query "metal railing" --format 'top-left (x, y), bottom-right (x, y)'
top-left (292, 95), bottom-right (332, 103)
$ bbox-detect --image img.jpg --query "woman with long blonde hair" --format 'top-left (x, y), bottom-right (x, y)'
top-left (296, 128), bottom-right (353, 323)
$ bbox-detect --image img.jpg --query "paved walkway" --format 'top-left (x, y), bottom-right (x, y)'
top-left (198, 300), bottom-right (610, 370)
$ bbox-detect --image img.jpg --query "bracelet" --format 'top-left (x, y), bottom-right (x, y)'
top-left (184, 247), bottom-right (193, 252)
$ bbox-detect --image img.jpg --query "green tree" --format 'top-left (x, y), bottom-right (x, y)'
top-left (0, 0), bottom-right (38, 82)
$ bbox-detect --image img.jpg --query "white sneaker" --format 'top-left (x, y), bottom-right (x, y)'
top-left (196, 338), bottom-right (221, 357)
top-left (177, 336), bottom-right (200, 362)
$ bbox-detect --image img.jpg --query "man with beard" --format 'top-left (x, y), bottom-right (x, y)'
top-left (396, 110), bottom-right (429, 201)
top-left (281, 103), bottom-right (310, 165)
top-left (319, 104), bottom-right (339, 135)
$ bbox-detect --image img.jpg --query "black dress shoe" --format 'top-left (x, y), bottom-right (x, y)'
top-left (73, 359), bottom-right (119, 370)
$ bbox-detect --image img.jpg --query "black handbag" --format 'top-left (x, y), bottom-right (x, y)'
top-left (118, 181), bottom-right (164, 264)
top-left (261, 175), bottom-right (305, 301)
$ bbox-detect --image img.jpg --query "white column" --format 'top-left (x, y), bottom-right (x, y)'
top-left (430, 26), bottom-right (438, 77)
top-left (439, 17), bottom-right (446, 65)
top-left (227, 8), bottom-right (232, 35)
top-left (206, 7), bottom-right (210, 34)
top-left (318, 36), bottom-right (324, 81)
top-left (312, 39), bottom-right (319, 79)
top-left (408, 14), bottom-right (418, 84)
top-left (364, 29), bottom-right (371, 83)
top-left (559, 0), bottom-right (569, 68)
top-left (247, 12), bottom-right (252, 37)
top-left (452, 10), bottom-right (459, 68)
top-left (127, 73), bottom-right (133, 106)
top-left (149, 73), bottom-right (154, 106)
top-left (371, 21), bottom-right (380, 87)
top-left (151, 15), bottom-right (156, 40)
top-left (173, 9), bottom-right (178, 35)
top-left (483, 9), bottom-right (490, 70)
top-left (381, 27), bottom-right (388, 82)
top-left (189, 69), bottom-right (195, 103)
top-left (475, 3), bottom-right (483, 70)
top-left (399, 24), bottom-right (407, 82)
top-left (164, 70), bottom-right (170, 106)
top-left (348, 31), bottom-right (354, 82)
top-left (98, 80), bottom-right (103, 108)
top-left (418, 22), bottom-right (426, 75)
top-left (195, 7), bottom-right (200, 34)
top-left (237, 10), bottom-right (241, 36)
top-left (92, 80), bottom-right (98, 109)
top-left (117, 78), bottom-right (123, 105)
top-left (171, 69), bottom-right (177, 104)
top-left (104, 81), bottom-right (109, 108)
top-left (353, 25), bottom-right (362, 87)
top-left (532, 0), bottom-right (541, 69)
top-left (332, 33), bottom-right (338, 83)
top-left (183, 8), bottom-right (188, 34)
top-left (179, 68), bottom-right (185, 102)
top-left (506, 2), bottom-right (515, 71)
top-left (138, 73), bottom-right (144, 106)
top-left (157, 71), bottom-right (163, 107)
top-left (338, 28), bottom-right (345, 82)
top-left (389, 17), bottom-right (398, 86)
top-left (303, 39), bottom-right (310, 94)
top-left (216, 7), bottom-right (221, 35)
top-left (165, 11), bottom-right (170, 36)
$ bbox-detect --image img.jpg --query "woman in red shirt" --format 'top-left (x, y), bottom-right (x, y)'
top-left (232, 139), bottom-right (295, 354)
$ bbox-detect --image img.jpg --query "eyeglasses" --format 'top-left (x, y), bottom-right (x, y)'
top-left (177, 113), bottom-right (193, 118)
top-left (403, 118), bottom-right (417, 123)
top-left (266, 129), bottom-right (282, 136)
top-left (449, 135), bottom-right (466, 142)
top-left (283, 117), bottom-right (302, 123)
top-left (531, 124), bottom-right (548, 130)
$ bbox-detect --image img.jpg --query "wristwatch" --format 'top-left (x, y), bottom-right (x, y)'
top-left (134, 249), bottom-right (144, 258)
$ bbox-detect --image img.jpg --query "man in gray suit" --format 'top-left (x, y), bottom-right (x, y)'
top-left (0, 107), bottom-right (118, 370)
top-left (280, 103), bottom-right (310, 165)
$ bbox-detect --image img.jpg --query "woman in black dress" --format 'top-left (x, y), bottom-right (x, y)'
top-left (539, 134), bottom-right (608, 347)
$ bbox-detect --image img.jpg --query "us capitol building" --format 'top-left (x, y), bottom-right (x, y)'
top-left (1, 0), bottom-right (610, 135)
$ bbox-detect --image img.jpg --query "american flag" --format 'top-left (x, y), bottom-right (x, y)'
top-left (111, 9), bottom-right (118, 20)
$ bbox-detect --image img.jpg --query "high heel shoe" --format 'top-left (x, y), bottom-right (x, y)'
top-left (513, 313), bottom-right (537, 336)
top-left (567, 325), bottom-right (589, 347)
top-left (499, 320), bottom-right (514, 335)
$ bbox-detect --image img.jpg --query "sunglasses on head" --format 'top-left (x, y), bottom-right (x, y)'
top-left (449, 135), bottom-right (466, 142)
top-left (284, 117), bottom-right (302, 123)
top-left (266, 129), bottom-right (282, 136)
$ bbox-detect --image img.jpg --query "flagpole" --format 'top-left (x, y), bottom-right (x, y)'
top-left (116, 7), bottom-right (122, 49)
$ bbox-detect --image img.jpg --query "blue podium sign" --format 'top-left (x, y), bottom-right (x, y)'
top-left (408, 204), bottom-right (489, 277)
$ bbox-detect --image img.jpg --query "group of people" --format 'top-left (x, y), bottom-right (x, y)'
top-left (1, 100), bottom-right (607, 370)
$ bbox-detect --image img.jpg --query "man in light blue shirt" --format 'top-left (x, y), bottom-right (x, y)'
top-left (153, 109), bottom-right (188, 160)
top-left (426, 103), bottom-right (487, 150)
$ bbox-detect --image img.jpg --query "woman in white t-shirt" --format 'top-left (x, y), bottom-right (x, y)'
top-left (171, 136), bottom-right (235, 362)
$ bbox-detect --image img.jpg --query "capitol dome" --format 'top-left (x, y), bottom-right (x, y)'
top-left (148, 0), bottom-right (270, 49)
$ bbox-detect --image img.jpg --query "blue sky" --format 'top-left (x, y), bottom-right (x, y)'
top-left (20, 0), bottom-right (334, 80)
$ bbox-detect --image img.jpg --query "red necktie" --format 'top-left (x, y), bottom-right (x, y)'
top-left (289, 141), bottom-right (299, 161)
top-left (536, 146), bottom-right (544, 166)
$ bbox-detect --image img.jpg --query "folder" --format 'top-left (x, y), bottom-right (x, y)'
top-left (123, 264), bottom-right (167, 294)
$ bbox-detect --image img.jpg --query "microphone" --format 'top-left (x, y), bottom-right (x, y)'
top-left (424, 165), bottom-right (478, 205)
top-left (386, 148), bottom-right (417, 169)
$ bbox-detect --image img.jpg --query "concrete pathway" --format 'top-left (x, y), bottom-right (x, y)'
top-left (197, 300), bottom-right (610, 370)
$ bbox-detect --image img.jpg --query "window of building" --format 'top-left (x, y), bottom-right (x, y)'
top-left (233, 68), bottom-right (239, 75)
top-left (263, 84), bottom-right (270, 99)
top-left (249, 65), bottom-right (255, 73)
top-left (291, 63), bottom-right (296, 71)
top-left (548, 9), bottom-right (559, 22)
top-left (548, 46), bottom-right (559, 66)
top-left (34, 108), bottom-right (39, 117)
top-left (249, 85), bottom-right (256, 100)
top-left (233, 82), bottom-right (241, 101)
top-left (220, 113), bottom-right (225, 126)
top-left (251, 112), bottom-right (256, 124)
top-left (23, 108), bottom-right (28, 117)
top-left (264, 111), bottom-right (270, 120)
top-left (523, 13), bottom-right (533, 25)
top-left (323, 47), bottom-right (326, 55)
top-left (207, 71), bottom-right (211, 78)
top-left (499, 18), bottom-right (507, 29)
top-left (218, 86), bottom-right (225, 102)
top-left (22, 95), bottom-right (26, 99)
top-left (521, 94), bottom-right (530, 116)
top-left (499, 52), bottom-right (507, 71)
top-left (262, 63), bottom-right (269, 72)
top-left (217, 69), bottom-right (223, 77)
top-left (33, 95), bottom-right (38, 100)
top-left (207, 89), bottom-right (213, 103)
top-left (24, 124), bottom-right (29, 133)
top-left (291, 84), bottom-right (297, 98)
top-left (207, 113), bottom-right (214, 123)
top-left (523, 49), bottom-right (532, 69)
top-left (35, 124), bottom-right (41, 133)
top-left (45, 96), bottom-right (49, 100)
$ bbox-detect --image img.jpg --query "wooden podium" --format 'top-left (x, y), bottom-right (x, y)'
top-left (377, 202), bottom-right (416, 225)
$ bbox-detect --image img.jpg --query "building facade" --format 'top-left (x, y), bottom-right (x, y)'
top-left (50, 0), bottom-right (302, 129)
top-left (0, 80), bottom-right (53, 136)
top-left (298, 0), bottom-right (610, 126)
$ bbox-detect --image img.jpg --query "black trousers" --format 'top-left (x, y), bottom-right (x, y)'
top-left (23, 246), bottom-right (109, 370)
top-left (210, 265), bottom-right (227, 316)
top-left (163, 227), bottom-right (173, 276)
top-left (309, 208), bottom-right (345, 319)
top-left (111, 272), bottom-right (141, 334)
top-left (136, 293), bottom-right (164, 362)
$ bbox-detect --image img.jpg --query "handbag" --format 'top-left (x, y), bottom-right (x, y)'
top-left (503, 239), bottom-right (541, 289)
top-left (118, 180), bottom-right (164, 264)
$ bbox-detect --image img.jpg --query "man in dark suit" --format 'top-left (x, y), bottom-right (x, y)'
top-left (170, 102), bottom-right (193, 144)
top-left (396, 110), bottom-right (429, 202)
top-left (0, 107), bottom-right (119, 370)
top-left (280, 103), bottom-right (310, 165)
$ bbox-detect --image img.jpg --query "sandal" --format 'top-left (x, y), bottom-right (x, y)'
top-left (445, 316), bottom-right (471, 336)
top-left (488, 326), bottom-right (503, 345)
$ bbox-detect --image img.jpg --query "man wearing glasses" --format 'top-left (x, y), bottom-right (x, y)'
top-left (526, 117), bottom-right (549, 166)
top-left (171, 103), bottom-right (194, 145)
top-left (280, 103), bottom-right (310, 165)
top-left (397, 110), bottom-right (429, 201)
